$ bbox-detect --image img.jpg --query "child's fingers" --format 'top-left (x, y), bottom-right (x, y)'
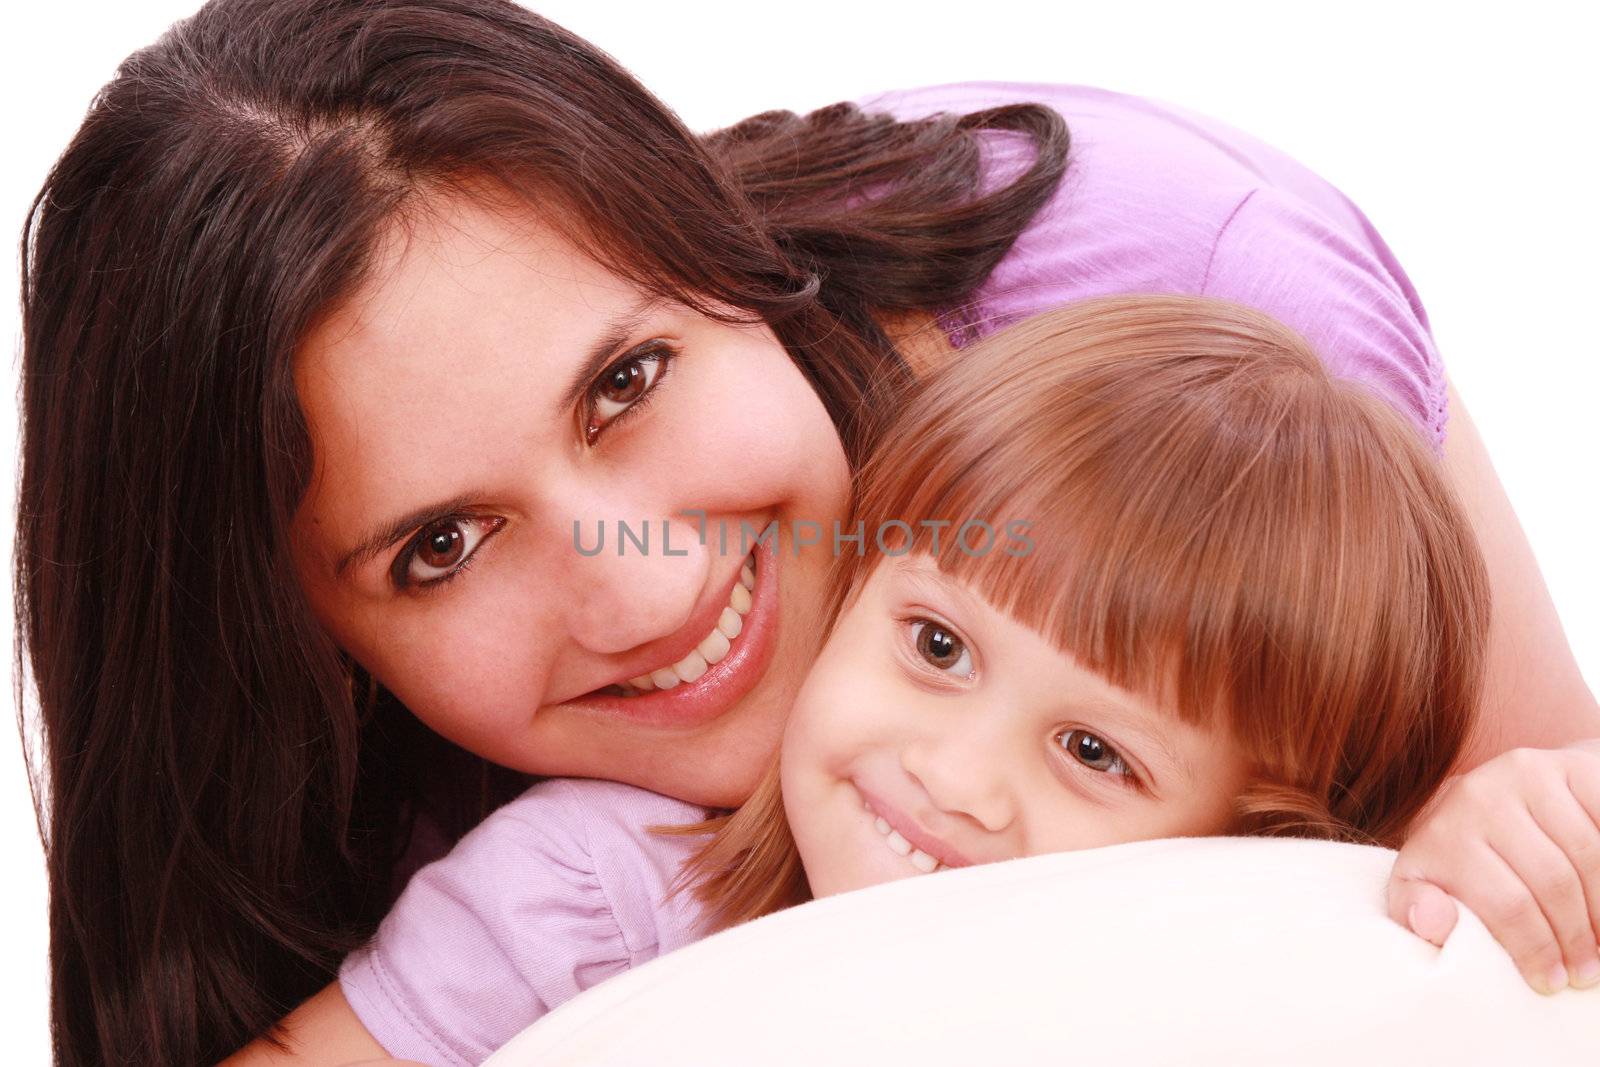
top-left (1526, 778), bottom-right (1600, 987)
top-left (1569, 753), bottom-right (1600, 848)
top-left (1387, 874), bottom-right (1457, 946)
top-left (1474, 829), bottom-right (1579, 993)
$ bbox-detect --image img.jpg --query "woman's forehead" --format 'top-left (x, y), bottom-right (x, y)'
top-left (300, 194), bottom-right (635, 372)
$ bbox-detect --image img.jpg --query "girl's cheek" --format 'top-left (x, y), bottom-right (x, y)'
top-left (794, 633), bottom-right (906, 765)
top-left (784, 633), bottom-right (859, 754)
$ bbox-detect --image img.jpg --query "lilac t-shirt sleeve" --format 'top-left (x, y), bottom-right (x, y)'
top-left (339, 778), bottom-right (709, 1066)
top-left (1201, 187), bottom-right (1450, 449)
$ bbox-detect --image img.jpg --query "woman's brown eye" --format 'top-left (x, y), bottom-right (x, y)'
top-left (394, 516), bottom-right (503, 589)
top-left (417, 521), bottom-right (465, 570)
top-left (586, 346), bottom-right (673, 440)
top-left (599, 362), bottom-right (647, 406)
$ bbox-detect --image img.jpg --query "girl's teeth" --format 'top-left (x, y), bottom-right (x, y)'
top-left (870, 809), bottom-right (946, 874)
top-left (615, 552), bottom-right (756, 695)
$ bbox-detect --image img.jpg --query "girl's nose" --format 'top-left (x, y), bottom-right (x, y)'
top-left (559, 513), bottom-right (711, 655)
top-left (900, 719), bottom-right (1019, 834)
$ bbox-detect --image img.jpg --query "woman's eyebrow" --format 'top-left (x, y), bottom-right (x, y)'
top-left (553, 297), bottom-right (661, 416)
top-left (335, 492), bottom-right (481, 578)
top-left (334, 299), bottom-right (666, 581)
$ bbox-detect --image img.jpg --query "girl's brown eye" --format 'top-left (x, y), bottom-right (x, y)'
top-left (1057, 728), bottom-right (1135, 782)
top-left (908, 618), bottom-right (975, 678)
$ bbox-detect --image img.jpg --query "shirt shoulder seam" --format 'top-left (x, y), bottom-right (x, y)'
top-left (1201, 187), bottom-right (1263, 295)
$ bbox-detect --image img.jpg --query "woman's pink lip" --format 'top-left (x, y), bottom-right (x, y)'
top-left (588, 538), bottom-right (753, 694)
top-left (853, 781), bottom-right (975, 869)
top-left (561, 534), bottom-right (780, 730)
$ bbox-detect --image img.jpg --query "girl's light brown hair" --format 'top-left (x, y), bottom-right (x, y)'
top-left (676, 295), bottom-right (1491, 932)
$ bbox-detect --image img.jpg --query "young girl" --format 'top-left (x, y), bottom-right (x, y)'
top-left (253, 296), bottom-right (1495, 1065)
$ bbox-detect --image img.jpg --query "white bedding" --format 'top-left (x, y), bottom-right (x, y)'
top-left (485, 836), bottom-right (1599, 1065)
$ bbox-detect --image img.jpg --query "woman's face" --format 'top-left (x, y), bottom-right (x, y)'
top-left (291, 192), bottom-right (850, 807)
top-left (782, 555), bottom-right (1252, 897)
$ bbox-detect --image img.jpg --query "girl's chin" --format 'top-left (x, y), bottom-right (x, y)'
top-left (808, 861), bottom-right (920, 901)
top-left (798, 807), bottom-right (944, 899)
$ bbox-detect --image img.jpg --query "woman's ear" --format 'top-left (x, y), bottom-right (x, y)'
top-left (879, 310), bottom-right (954, 380)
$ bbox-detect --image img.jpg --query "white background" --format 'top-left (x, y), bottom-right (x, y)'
top-left (4, 1), bottom-right (1597, 1058)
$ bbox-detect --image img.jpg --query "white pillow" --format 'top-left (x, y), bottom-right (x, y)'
top-left (486, 836), bottom-right (1599, 1066)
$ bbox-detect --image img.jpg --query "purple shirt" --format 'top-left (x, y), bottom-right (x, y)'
top-left (865, 82), bottom-right (1448, 449)
top-left (340, 779), bottom-right (709, 1066)
top-left (341, 82), bottom-right (1452, 1063)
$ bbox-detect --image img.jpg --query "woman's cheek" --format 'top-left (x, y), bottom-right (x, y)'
top-left (662, 341), bottom-right (847, 516)
top-left (361, 590), bottom-right (555, 747)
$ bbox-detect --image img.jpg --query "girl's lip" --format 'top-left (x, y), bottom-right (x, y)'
top-left (563, 534), bottom-right (780, 729)
top-left (852, 780), bottom-right (975, 869)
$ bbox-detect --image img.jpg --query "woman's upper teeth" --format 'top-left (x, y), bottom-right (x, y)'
top-left (625, 555), bottom-right (755, 692)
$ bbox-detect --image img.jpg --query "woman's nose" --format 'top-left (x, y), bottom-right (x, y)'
top-left (900, 717), bottom-right (1019, 834)
top-left (558, 513), bottom-right (711, 655)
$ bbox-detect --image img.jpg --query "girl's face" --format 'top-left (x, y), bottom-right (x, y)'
top-left (782, 555), bottom-right (1253, 897)
top-left (291, 192), bottom-right (850, 807)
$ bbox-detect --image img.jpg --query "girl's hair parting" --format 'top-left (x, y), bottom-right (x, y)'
top-left (16, 1), bottom-right (1067, 1061)
top-left (679, 295), bottom-right (1492, 932)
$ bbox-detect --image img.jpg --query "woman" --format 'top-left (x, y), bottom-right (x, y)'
top-left (16, 1), bottom-right (1597, 1064)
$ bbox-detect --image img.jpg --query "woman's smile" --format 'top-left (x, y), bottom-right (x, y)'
top-left (562, 537), bottom-right (781, 729)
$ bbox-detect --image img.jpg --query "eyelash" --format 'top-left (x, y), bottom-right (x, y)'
top-left (391, 515), bottom-right (504, 593)
top-left (904, 615), bottom-right (977, 681)
top-left (897, 611), bottom-right (1144, 792)
top-left (583, 340), bottom-right (679, 444)
top-left (1055, 728), bottom-right (1144, 792)
top-left (386, 341), bottom-right (678, 594)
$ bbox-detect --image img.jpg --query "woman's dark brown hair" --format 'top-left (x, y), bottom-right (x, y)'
top-left (15, 1), bottom-right (1066, 1062)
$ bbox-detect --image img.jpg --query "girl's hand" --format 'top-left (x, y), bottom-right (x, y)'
top-left (1386, 739), bottom-right (1600, 993)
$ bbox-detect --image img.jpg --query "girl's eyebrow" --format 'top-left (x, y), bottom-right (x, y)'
top-left (1069, 694), bottom-right (1195, 791)
top-left (335, 492), bottom-right (482, 578)
top-left (553, 297), bottom-right (661, 416)
top-left (891, 558), bottom-right (989, 620)
top-left (892, 558), bottom-right (1197, 788)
